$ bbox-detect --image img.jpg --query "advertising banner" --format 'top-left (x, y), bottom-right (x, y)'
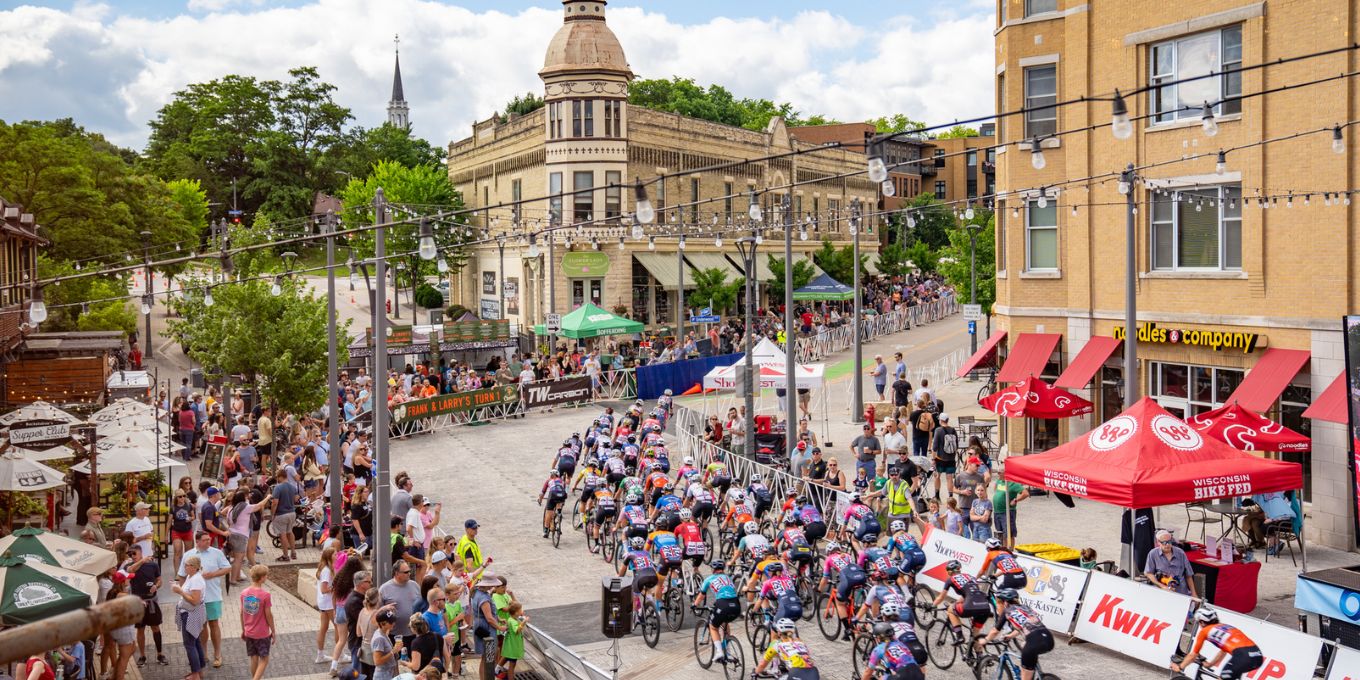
top-left (1293, 576), bottom-right (1360, 624)
top-left (1013, 555), bottom-right (1091, 634)
top-left (390, 385), bottom-right (519, 424)
top-left (7, 420), bottom-right (71, 449)
top-left (1183, 607), bottom-right (1324, 680)
top-left (522, 376), bottom-right (593, 409)
top-left (1326, 645), bottom-right (1360, 680)
top-left (915, 524), bottom-right (989, 591)
top-left (1072, 571), bottom-right (1192, 666)
top-left (1344, 315), bottom-right (1360, 547)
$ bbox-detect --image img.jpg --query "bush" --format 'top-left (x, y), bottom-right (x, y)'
top-left (445, 303), bottom-right (470, 319)
top-left (414, 284), bottom-right (445, 309)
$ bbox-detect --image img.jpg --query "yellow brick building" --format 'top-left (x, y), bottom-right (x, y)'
top-left (990, 0), bottom-right (1359, 548)
top-left (445, 0), bottom-right (876, 332)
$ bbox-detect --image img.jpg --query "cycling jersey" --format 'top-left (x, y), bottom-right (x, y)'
top-left (676, 465), bottom-right (700, 481)
top-left (944, 573), bottom-right (981, 598)
top-left (688, 486), bottom-right (715, 505)
top-left (624, 550), bottom-right (655, 572)
top-left (823, 553), bottom-right (854, 579)
top-left (986, 550), bottom-right (1025, 575)
top-left (748, 483), bottom-right (773, 503)
top-left (1193, 623), bottom-right (1256, 655)
top-left (594, 489), bottom-right (616, 509)
top-left (604, 457), bottom-right (626, 476)
top-left (675, 522), bottom-right (705, 551)
top-left (541, 479), bottom-right (567, 497)
top-left (654, 494), bottom-right (683, 514)
top-left (620, 505), bottom-right (647, 527)
top-left (865, 584), bottom-right (907, 610)
top-left (996, 604), bottom-right (1047, 636)
top-left (699, 574), bottom-right (739, 600)
top-left (618, 477), bottom-right (644, 496)
top-left (739, 534), bottom-right (772, 561)
top-left (858, 547), bottom-right (895, 575)
top-left (724, 503), bottom-right (756, 526)
top-left (780, 528), bottom-right (810, 548)
top-left (762, 639), bottom-right (815, 669)
top-left (797, 504), bottom-right (823, 525)
top-left (844, 503), bottom-right (875, 526)
top-left (648, 531), bottom-right (683, 563)
top-left (867, 640), bottom-right (918, 672)
top-left (759, 575), bottom-right (796, 601)
top-left (890, 620), bottom-right (919, 642)
top-left (578, 470), bottom-right (603, 493)
top-left (885, 532), bottom-right (917, 556)
top-left (646, 472), bottom-right (670, 492)
top-left (705, 462), bottom-right (730, 481)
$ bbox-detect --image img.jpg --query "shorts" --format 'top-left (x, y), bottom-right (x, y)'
top-left (788, 667), bottom-right (820, 680)
top-left (656, 513), bottom-right (680, 532)
top-left (245, 636), bottom-right (272, 658)
top-left (1019, 629), bottom-right (1055, 671)
top-left (227, 532), bottom-right (248, 555)
top-left (712, 597), bottom-right (742, 627)
top-left (997, 572), bottom-right (1028, 591)
top-left (752, 500), bottom-right (772, 519)
top-left (334, 604), bottom-right (348, 626)
top-left (854, 518), bottom-right (882, 543)
top-left (900, 552), bottom-right (927, 576)
top-left (904, 638), bottom-right (927, 665)
top-left (205, 600), bottom-right (223, 621)
top-left (137, 599), bottom-right (163, 627)
top-left (545, 493), bottom-right (567, 512)
top-left (626, 525), bottom-right (650, 541)
top-left (712, 477), bottom-right (731, 494)
top-left (111, 625), bottom-right (136, 646)
top-left (837, 566), bottom-right (867, 601)
top-left (774, 595), bottom-right (803, 621)
top-left (787, 545), bottom-right (814, 567)
top-left (1219, 646), bottom-right (1264, 680)
top-left (993, 509), bottom-right (1018, 538)
top-left (804, 521), bottom-right (826, 543)
top-left (594, 507), bottom-right (616, 525)
top-left (952, 599), bottom-right (989, 625)
top-left (270, 512), bottom-right (296, 536)
top-left (634, 568), bottom-right (659, 590)
top-left (556, 460), bottom-right (576, 477)
top-left (935, 463), bottom-right (957, 475)
top-left (889, 665), bottom-right (925, 680)
top-left (171, 529), bottom-right (194, 543)
top-left (606, 472), bottom-right (624, 486)
top-left (658, 558), bottom-right (683, 577)
top-left (406, 544), bottom-right (426, 560)
top-left (692, 502), bottom-right (714, 523)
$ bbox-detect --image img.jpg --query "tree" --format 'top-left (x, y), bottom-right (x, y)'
top-left (688, 268), bottom-right (741, 316)
top-left (937, 212), bottom-right (997, 312)
top-left (251, 67), bottom-right (354, 218)
top-left (811, 239), bottom-right (867, 285)
top-left (765, 255), bottom-right (816, 301)
top-left (875, 242), bottom-right (911, 279)
top-left (338, 160), bottom-right (469, 287)
top-left (627, 77), bottom-right (832, 131)
top-left (936, 125), bottom-right (980, 139)
top-left (903, 193), bottom-right (955, 249)
top-left (905, 242), bottom-right (939, 275)
top-left (327, 124), bottom-right (444, 181)
top-left (502, 92), bottom-right (545, 117)
top-left (870, 115), bottom-right (927, 134)
top-left (34, 255), bottom-right (136, 334)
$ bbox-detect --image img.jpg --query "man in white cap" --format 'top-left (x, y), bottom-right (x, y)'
top-left (126, 502), bottom-right (155, 560)
top-left (470, 572), bottom-right (507, 679)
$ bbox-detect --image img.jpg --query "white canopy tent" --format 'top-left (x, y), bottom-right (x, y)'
top-left (0, 401), bottom-right (84, 427)
top-left (700, 338), bottom-right (830, 444)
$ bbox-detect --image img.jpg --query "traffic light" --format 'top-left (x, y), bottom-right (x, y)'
top-left (600, 576), bottom-right (633, 638)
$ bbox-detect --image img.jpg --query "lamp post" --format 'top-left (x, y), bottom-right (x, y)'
top-left (735, 233), bottom-right (757, 461)
top-left (850, 199), bottom-right (864, 423)
top-left (497, 234), bottom-right (507, 320)
top-left (140, 230), bottom-right (153, 359)
top-left (324, 211), bottom-right (343, 548)
top-left (371, 188), bottom-right (392, 583)
top-left (676, 227), bottom-right (685, 350)
top-left (547, 227), bottom-right (557, 353)
top-left (1120, 164), bottom-right (1139, 408)
top-left (782, 195), bottom-right (796, 429)
top-left (966, 221), bottom-right (982, 357)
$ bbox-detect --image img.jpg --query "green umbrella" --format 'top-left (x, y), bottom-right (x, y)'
top-left (0, 554), bottom-right (93, 625)
top-left (533, 303), bottom-right (644, 339)
top-left (0, 527), bottom-right (116, 576)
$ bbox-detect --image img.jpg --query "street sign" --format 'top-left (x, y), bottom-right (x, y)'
top-left (690, 315), bottom-right (721, 323)
top-left (699, 307), bottom-right (712, 316)
top-left (545, 313), bottom-right (562, 334)
top-left (963, 304), bottom-right (983, 321)
top-left (968, 320), bottom-right (977, 335)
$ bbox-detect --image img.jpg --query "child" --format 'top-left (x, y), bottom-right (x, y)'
top-left (943, 498), bottom-right (964, 535)
top-left (916, 498), bottom-right (942, 534)
top-left (240, 564), bottom-right (275, 680)
top-left (499, 602), bottom-right (528, 680)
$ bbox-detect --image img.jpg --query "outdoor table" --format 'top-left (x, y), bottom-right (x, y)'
top-left (1203, 501), bottom-right (1251, 545)
top-left (1185, 548), bottom-right (1261, 613)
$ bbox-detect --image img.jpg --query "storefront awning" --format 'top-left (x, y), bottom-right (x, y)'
top-left (995, 333), bottom-right (1062, 383)
top-left (683, 252), bottom-right (743, 281)
top-left (1302, 373), bottom-right (1349, 424)
top-left (1226, 347), bottom-right (1311, 412)
top-left (724, 253), bottom-right (777, 281)
top-left (633, 252), bottom-right (692, 290)
top-left (956, 330), bottom-right (1007, 377)
top-left (1055, 336), bottom-right (1121, 389)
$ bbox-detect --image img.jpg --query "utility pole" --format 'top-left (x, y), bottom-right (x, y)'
top-left (140, 230), bottom-right (153, 359)
top-left (371, 188), bottom-right (392, 583)
top-left (736, 233), bottom-right (757, 461)
top-left (676, 227), bottom-right (685, 348)
top-left (1121, 165), bottom-right (1139, 408)
top-left (548, 229), bottom-right (557, 353)
top-left (968, 221), bottom-right (980, 357)
top-left (497, 235), bottom-right (507, 320)
top-left (782, 195), bottom-right (796, 429)
top-left (325, 211), bottom-right (343, 549)
top-left (851, 199), bottom-right (864, 422)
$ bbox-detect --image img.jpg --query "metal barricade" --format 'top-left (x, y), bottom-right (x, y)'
top-left (522, 624), bottom-right (612, 680)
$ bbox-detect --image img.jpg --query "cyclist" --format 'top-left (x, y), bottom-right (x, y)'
top-left (693, 559), bottom-right (742, 665)
top-left (733, 522), bottom-right (774, 600)
top-left (684, 476), bottom-right (717, 526)
top-left (755, 562), bottom-right (804, 622)
top-left (862, 622), bottom-right (925, 680)
top-left (571, 460), bottom-right (605, 517)
top-left (819, 541), bottom-right (866, 642)
top-left (858, 565), bottom-right (906, 621)
top-left (754, 618), bottom-right (819, 680)
top-left (590, 485), bottom-right (617, 545)
top-left (652, 440), bottom-right (671, 473)
top-left (647, 525), bottom-right (684, 600)
top-left (650, 482), bottom-right (684, 531)
top-left (676, 455), bottom-right (701, 482)
top-left (619, 536), bottom-right (660, 614)
top-left (536, 470), bottom-right (568, 539)
top-left (674, 508), bottom-right (708, 569)
top-left (603, 449), bottom-right (627, 487)
top-left (657, 388), bottom-right (674, 418)
top-left (615, 492), bottom-right (650, 546)
top-left (553, 439), bottom-right (579, 476)
top-left (567, 432), bottom-right (583, 455)
top-left (858, 543), bottom-right (896, 578)
top-left (1171, 607), bottom-right (1264, 680)
top-left (721, 492), bottom-right (756, 535)
top-left (796, 496), bottom-right (827, 547)
top-left (615, 471), bottom-right (645, 506)
top-left (747, 473), bottom-right (774, 519)
top-left (880, 602), bottom-right (927, 665)
top-left (983, 538), bottom-right (1029, 590)
top-left (932, 560), bottom-right (992, 645)
top-left (978, 588), bottom-right (1054, 680)
top-left (775, 512), bottom-right (816, 579)
top-left (704, 457), bottom-right (733, 501)
top-left (888, 525), bottom-right (927, 586)
top-left (644, 463), bottom-right (670, 506)
top-left (620, 435), bottom-right (640, 472)
top-left (842, 493), bottom-right (882, 548)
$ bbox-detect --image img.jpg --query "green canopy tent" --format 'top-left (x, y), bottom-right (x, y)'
top-left (792, 272), bottom-right (855, 301)
top-left (0, 554), bottom-right (94, 625)
top-left (533, 303), bottom-right (644, 339)
top-left (0, 527), bottom-right (116, 576)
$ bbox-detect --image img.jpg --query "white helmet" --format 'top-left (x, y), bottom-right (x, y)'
top-left (1194, 606), bottom-right (1220, 625)
top-left (663, 389), bottom-right (673, 396)
top-left (744, 521), bottom-right (760, 535)
top-left (881, 602), bottom-right (901, 619)
top-left (774, 618), bottom-right (797, 634)
top-left (684, 456), bottom-right (694, 465)
top-left (890, 520), bottom-right (906, 532)
top-left (985, 537), bottom-right (1003, 550)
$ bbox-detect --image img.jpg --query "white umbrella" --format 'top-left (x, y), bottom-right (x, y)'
top-left (93, 413), bottom-right (164, 435)
top-left (0, 401), bottom-right (83, 427)
top-left (90, 399), bottom-right (160, 421)
top-left (2, 442), bottom-right (75, 462)
top-left (70, 443), bottom-right (185, 475)
top-left (0, 452), bottom-right (66, 492)
top-left (97, 430), bottom-right (184, 453)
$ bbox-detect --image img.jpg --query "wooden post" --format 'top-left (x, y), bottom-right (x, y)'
top-left (0, 597), bottom-right (143, 666)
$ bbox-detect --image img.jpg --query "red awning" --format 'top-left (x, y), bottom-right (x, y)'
top-left (1302, 373), bottom-right (1349, 424)
top-left (995, 333), bottom-right (1062, 383)
top-left (955, 330), bottom-right (1007, 378)
top-left (1226, 348), bottom-right (1311, 412)
top-left (1054, 336), bottom-right (1121, 389)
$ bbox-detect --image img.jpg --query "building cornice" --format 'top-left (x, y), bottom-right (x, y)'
top-left (994, 305), bottom-right (1341, 332)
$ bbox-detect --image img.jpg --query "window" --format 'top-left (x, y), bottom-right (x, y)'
top-left (482, 186), bottom-right (489, 210)
top-left (604, 100), bottom-right (616, 137)
top-left (690, 178), bottom-right (700, 224)
top-left (1150, 184), bottom-right (1241, 270)
top-left (934, 181), bottom-right (946, 199)
top-left (1150, 26), bottom-right (1242, 123)
top-left (828, 199), bottom-right (840, 233)
top-left (549, 173), bottom-right (563, 223)
top-left (794, 195), bottom-right (802, 220)
top-left (1025, 198), bottom-right (1058, 270)
top-left (1025, 65), bottom-right (1057, 138)
top-left (967, 151), bottom-right (977, 166)
top-left (657, 178), bottom-right (666, 221)
top-left (511, 179), bottom-right (522, 204)
top-left (1099, 365), bottom-right (1123, 423)
top-left (583, 100), bottom-right (594, 137)
top-left (548, 102), bottom-right (558, 139)
top-left (967, 179), bottom-right (978, 198)
top-left (573, 171), bottom-right (593, 222)
top-left (812, 197), bottom-right (819, 222)
top-left (996, 212), bottom-right (1006, 272)
top-left (1025, 0), bottom-right (1057, 16)
top-left (1150, 362), bottom-right (1244, 420)
top-left (997, 74), bottom-right (1006, 141)
top-left (724, 182), bottom-right (734, 222)
top-left (934, 149), bottom-right (946, 167)
top-left (605, 171), bottom-right (621, 219)
top-left (572, 100), bottom-right (582, 137)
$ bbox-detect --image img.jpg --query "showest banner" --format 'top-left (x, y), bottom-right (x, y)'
top-left (522, 377), bottom-right (593, 410)
top-left (1013, 555), bottom-right (1090, 634)
top-left (915, 525), bottom-right (988, 591)
top-left (1326, 646), bottom-right (1360, 680)
top-left (390, 385), bottom-right (519, 424)
top-left (1183, 607), bottom-right (1323, 680)
top-left (1072, 571), bottom-right (1192, 666)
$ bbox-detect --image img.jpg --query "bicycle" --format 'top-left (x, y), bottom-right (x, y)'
top-left (813, 580), bottom-right (866, 641)
top-left (548, 506), bottom-right (564, 548)
top-left (633, 591), bottom-right (661, 648)
top-left (975, 363), bottom-right (999, 404)
top-left (1169, 654), bottom-right (1222, 680)
top-left (847, 617), bottom-right (880, 680)
top-left (975, 639), bottom-right (1061, 680)
top-left (744, 606), bottom-right (775, 652)
top-left (909, 583), bottom-right (940, 631)
top-left (693, 606), bottom-right (747, 680)
top-left (663, 568), bottom-right (687, 632)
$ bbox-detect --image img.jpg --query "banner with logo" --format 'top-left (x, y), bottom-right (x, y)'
top-left (1326, 645), bottom-right (1360, 680)
top-left (915, 525), bottom-right (989, 591)
top-left (1183, 607), bottom-right (1324, 680)
top-left (522, 377), bottom-right (593, 409)
top-left (1072, 571), bottom-right (1193, 666)
top-left (1294, 576), bottom-right (1360, 624)
top-left (7, 420), bottom-right (71, 449)
top-left (390, 385), bottom-right (520, 424)
top-left (1013, 555), bottom-right (1090, 634)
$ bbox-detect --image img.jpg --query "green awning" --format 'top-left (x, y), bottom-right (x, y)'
top-left (534, 303), bottom-right (644, 339)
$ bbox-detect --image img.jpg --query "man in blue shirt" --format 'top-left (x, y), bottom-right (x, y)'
top-left (1243, 492), bottom-right (1296, 554)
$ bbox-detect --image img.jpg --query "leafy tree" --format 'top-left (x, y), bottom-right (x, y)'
top-left (797, 114), bottom-right (842, 126)
top-left (937, 211), bottom-right (996, 312)
top-left (502, 92), bottom-right (546, 117)
top-left (936, 125), bottom-right (980, 139)
top-left (339, 160), bottom-right (469, 289)
top-left (688, 268), bottom-right (741, 315)
top-left (765, 256), bottom-right (816, 302)
top-left (902, 193), bottom-right (955, 250)
top-left (413, 283), bottom-right (444, 309)
top-left (905, 242), bottom-right (939, 275)
top-left (327, 124), bottom-right (444, 180)
top-left (34, 255), bottom-right (136, 333)
top-left (250, 67), bottom-right (354, 218)
top-left (628, 77), bottom-right (831, 132)
top-left (870, 115), bottom-right (927, 134)
top-left (875, 242), bottom-right (911, 279)
top-left (811, 239), bottom-right (866, 285)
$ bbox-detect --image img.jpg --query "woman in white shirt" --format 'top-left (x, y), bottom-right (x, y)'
top-left (315, 546), bottom-right (337, 664)
top-left (172, 556), bottom-right (207, 680)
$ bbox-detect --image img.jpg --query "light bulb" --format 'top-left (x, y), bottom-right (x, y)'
top-left (679, 236), bottom-right (687, 250)
top-left (1037, 195), bottom-right (1049, 209)
top-left (648, 237), bottom-right (655, 250)
top-left (1201, 103), bottom-right (1217, 137)
top-left (964, 207), bottom-right (975, 220)
top-left (386, 326), bottom-right (393, 337)
top-left (1304, 195), bottom-right (1311, 206)
top-left (28, 298), bottom-right (46, 324)
top-left (271, 279), bottom-right (282, 296)
top-left (1117, 180), bottom-right (1130, 195)
top-left (1215, 151), bottom-right (1226, 175)
top-left (419, 237), bottom-right (436, 261)
top-left (1030, 139), bottom-right (1046, 170)
top-left (141, 297), bottom-right (152, 315)
top-left (881, 180), bottom-right (895, 197)
top-left (204, 290), bottom-right (214, 307)
top-left (799, 229), bottom-right (808, 241)
top-left (631, 223), bottom-right (645, 240)
top-left (528, 241), bottom-right (540, 258)
top-left (867, 156), bottom-right (888, 183)
top-left (635, 200), bottom-right (655, 225)
top-left (748, 201), bottom-right (762, 222)
top-left (1011, 208), bottom-right (1019, 219)
top-left (1071, 205), bottom-right (1078, 216)
top-left (1345, 196), bottom-right (1352, 206)
top-left (1110, 90), bottom-right (1133, 139)
top-left (715, 236), bottom-right (723, 248)
top-left (1286, 196), bottom-right (1293, 208)
top-left (1332, 126), bottom-right (1345, 154)
top-left (754, 233), bottom-right (763, 245)
top-left (437, 257), bottom-right (449, 273)
top-left (907, 216), bottom-right (916, 228)
top-left (618, 236), bottom-right (625, 250)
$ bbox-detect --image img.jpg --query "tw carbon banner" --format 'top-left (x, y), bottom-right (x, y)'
top-left (521, 377), bottom-right (593, 409)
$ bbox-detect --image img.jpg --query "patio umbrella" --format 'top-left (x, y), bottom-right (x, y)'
top-left (90, 399), bottom-right (159, 422)
top-left (0, 452), bottom-right (66, 492)
top-left (0, 401), bottom-right (84, 428)
top-left (97, 430), bottom-right (185, 454)
top-left (1, 442), bottom-right (75, 462)
top-left (0, 555), bottom-right (94, 625)
top-left (93, 413), bottom-right (164, 435)
top-left (1187, 402), bottom-right (1311, 452)
top-left (70, 443), bottom-right (186, 475)
top-left (978, 376), bottom-right (1094, 418)
top-left (0, 528), bottom-right (116, 576)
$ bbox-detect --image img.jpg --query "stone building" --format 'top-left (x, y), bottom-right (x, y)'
top-left (928, 123), bottom-right (997, 205)
top-left (444, 0), bottom-right (877, 332)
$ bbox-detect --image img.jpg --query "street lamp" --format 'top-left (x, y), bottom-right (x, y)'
top-left (1120, 164), bottom-right (1139, 408)
top-left (781, 194), bottom-right (797, 431)
top-left (497, 234), bottom-right (507, 320)
top-left (371, 188), bottom-right (393, 583)
top-left (323, 211), bottom-right (343, 549)
top-left (734, 233), bottom-right (758, 461)
top-left (966, 221), bottom-right (983, 357)
top-left (850, 199), bottom-right (864, 423)
top-left (140, 230), bottom-right (153, 359)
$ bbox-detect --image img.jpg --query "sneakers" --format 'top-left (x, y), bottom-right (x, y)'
top-left (157, 654), bottom-right (168, 666)
top-left (543, 528), bottom-right (549, 539)
top-left (136, 657), bottom-right (147, 668)
top-left (315, 651), bottom-right (332, 664)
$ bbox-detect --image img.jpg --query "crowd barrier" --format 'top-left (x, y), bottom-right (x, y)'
top-left (635, 353), bottom-right (741, 400)
top-left (793, 297), bottom-right (959, 363)
top-left (672, 403), bottom-right (1354, 680)
top-left (522, 624), bottom-right (612, 680)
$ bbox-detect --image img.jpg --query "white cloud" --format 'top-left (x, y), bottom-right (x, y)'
top-left (0, 0), bottom-right (996, 150)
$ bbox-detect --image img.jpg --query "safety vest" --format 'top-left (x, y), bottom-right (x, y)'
top-left (456, 535), bottom-right (484, 570)
top-left (886, 480), bottom-right (914, 517)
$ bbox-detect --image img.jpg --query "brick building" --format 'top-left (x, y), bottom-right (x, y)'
top-left (445, 0), bottom-right (877, 330)
top-left (0, 197), bottom-right (42, 355)
top-left (927, 123), bottom-right (997, 205)
top-left (982, 0), bottom-right (1360, 548)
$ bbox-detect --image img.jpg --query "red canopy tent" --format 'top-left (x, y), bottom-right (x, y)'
top-left (978, 377), bottom-right (1093, 419)
top-left (1187, 402), bottom-right (1311, 452)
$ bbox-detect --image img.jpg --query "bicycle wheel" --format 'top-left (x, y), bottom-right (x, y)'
top-left (586, 525), bottom-right (601, 554)
top-left (551, 517), bottom-right (563, 549)
top-left (601, 533), bottom-right (616, 562)
top-left (814, 592), bottom-right (840, 641)
top-left (978, 383), bottom-right (995, 404)
top-left (911, 584), bottom-right (937, 630)
top-left (572, 502), bottom-right (584, 530)
top-left (751, 622), bottom-right (769, 657)
top-left (693, 620), bottom-right (714, 668)
top-left (641, 606), bottom-right (660, 648)
top-left (664, 587), bottom-right (685, 632)
top-left (796, 576), bottom-right (815, 621)
top-left (721, 636), bottom-right (746, 680)
top-left (975, 654), bottom-right (1000, 680)
top-left (702, 527), bottom-right (714, 562)
top-left (744, 609), bottom-right (759, 644)
top-left (851, 632), bottom-right (874, 679)
top-left (928, 623), bottom-right (958, 670)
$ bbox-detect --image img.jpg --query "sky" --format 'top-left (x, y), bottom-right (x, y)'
top-left (0, 0), bottom-right (997, 151)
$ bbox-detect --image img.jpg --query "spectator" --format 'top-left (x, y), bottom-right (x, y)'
top-left (125, 543), bottom-right (167, 667)
top-left (992, 480), bottom-right (1029, 549)
top-left (124, 502), bottom-right (154, 562)
top-left (371, 610), bottom-right (402, 680)
top-left (951, 458), bottom-right (984, 538)
top-left (227, 489), bottom-right (268, 583)
top-left (942, 498), bottom-right (964, 535)
top-left (914, 378), bottom-right (936, 408)
top-left (909, 399), bottom-right (934, 461)
top-left (969, 483), bottom-right (994, 542)
top-left (239, 564), bottom-right (274, 680)
top-left (892, 351), bottom-right (907, 382)
top-left (802, 448), bottom-right (828, 482)
top-left (929, 411), bottom-right (956, 500)
top-left (178, 531), bottom-right (231, 669)
top-left (269, 469), bottom-right (299, 561)
top-left (85, 506), bottom-right (108, 548)
top-left (868, 355), bottom-right (888, 400)
top-left (879, 419), bottom-right (907, 474)
top-left (822, 457), bottom-right (847, 491)
top-left (404, 495), bottom-right (430, 563)
top-left (379, 560), bottom-right (422, 648)
top-left (172, 556), bottom-right (207, 680)
top-left (456, 519), bottom-right (484, 571)
top-left (1144, 530), bottom-right (1197, 598)
top-left (340, 568), bottom-right (374, 677)
top-left (891, 376), bottom-right (913, 409)
top-left (500, 601), bottom-right (528, 679)
top-left (850, 423), bottom-right (881, 480)
top-left (391, 475), bottom-right (414, 521)
top-left (471, 574), bottom-right (506, 679)
top-left (315, 547), bottom-right (337, 665)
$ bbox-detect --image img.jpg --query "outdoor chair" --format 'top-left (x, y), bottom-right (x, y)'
top-left (1264, 522), bottom-right (1302, 567)
top-left (1184, 502), bottom-right (1226, 542)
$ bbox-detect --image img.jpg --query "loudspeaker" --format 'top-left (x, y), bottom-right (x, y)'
top-left (601, 576), bottom-right (634, 638)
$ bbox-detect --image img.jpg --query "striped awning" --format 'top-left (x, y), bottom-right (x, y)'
top-left (684, 251), bottom-right (744, 280)
top-left (633, 252), bottom-right (692, 289)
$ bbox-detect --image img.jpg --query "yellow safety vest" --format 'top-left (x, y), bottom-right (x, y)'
top-left (886, 480), bottom-right (914, 517)
top-left (456, 535), bottom-right (484, 570)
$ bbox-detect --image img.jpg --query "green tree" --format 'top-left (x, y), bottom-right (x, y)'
top-left (903, 193), bottom-right (955, 249)
top-left (502, 92), bottom-right (546, 117)
top-left (870, 115), bottom-right (927, 134)
top-left (34, 255), bottom-right (136, 333)
top-left (937, 212), bottom-right (997, 312)
top-left (875, 242), bottom-right (911, 279)
top-left (765, 255), bottom-right (816, 302)
top-left (936, 125), bottom-right (980, 139)
top-left (339, 160), bottom-right (469, 286)
top-left (905, 242), bottom-right (939, 275)
top-left (327, 124), bottom-right (444, 182)
top-left (251, 67), bottom-right (354, 218)
top-left (688, 268), bottom-right (741, 315)
top-left (811, 239), bottom-right (867, 285)
top-left (628, 77), bottom-right (831, 131)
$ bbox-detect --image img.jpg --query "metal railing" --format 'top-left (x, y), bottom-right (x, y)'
top-left (522, 623), bottom-right (612, 680)
top-left (793, 297), bottom-right (959, 363)
top-left (597, 368), bottom-right (638, 401)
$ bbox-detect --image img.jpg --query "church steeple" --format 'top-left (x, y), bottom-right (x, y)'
top-left (387, 35), bottom-right (410, 130)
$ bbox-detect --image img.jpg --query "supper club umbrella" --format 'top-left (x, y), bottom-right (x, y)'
top-left (1187, 401), bottom-right (1311, 452)
top-left (97, 430), bottom-right (186, 454)
top-left (0, 527), bottom-right (116, 576)
top-left (978, 376), bottom-right (1094, 419)
top-left (93, 413), bottom-right (164, 435)
top-left (0, 452), bottom-right (66, 492)
top-left (0, 442), bottom-right (75, 462)
top-left (0, 555), bottom-right (94, 625)
top-left (90, 399), bottom-right (160, 422)
top-left (0, 401), bottom-right (84, 428)
top-left (70, 443), bottom-right (186, 475)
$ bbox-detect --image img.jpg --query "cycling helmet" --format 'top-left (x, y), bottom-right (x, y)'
top-left (634, 399), bottom-right (645, 406)
top-left (650, 462), bottom-right (662, 471)
top-left (825, 541), bottom-right (843, 553)
top-left (993, 588), bottom-right (1020, 603)
top-left (710, 559), bottom-right (726, 571)
top-left (630, 537), bottom-right (645, 549)
top-left (796, 496), bottom-right (809, 506)
top-left (890, 520), bottom-right (906, 532)
top-left (861, 533), bottom-right (879, 544)
top-left (872, 622), bottom-right (895, 640)
top-left (782, 511), bottom-right (798, 525)
top-left (774, 618), bottom-right (797, 634)
top-left (687, 470), bottom-right (701, 481)
top-left (744, 521), bottom-right (761, 536)
top-left (1194, 606), bottom-right (1220, 625)
top-left (562, 439), bottom-right (572, 446)
top-left (764, 562), bottom-right (784, 575)
top-left (684, 456), bottom-right (695, 465)
top-left (586, 460), bottom-right (599, 468)
top-left (625, 493), bottom-right (641, 505)
top-left (945, 560), bottom-right (962, 573)
top-left (627, 435), bottom-right (637, 443)
top-left (609, 449), bottom-right (620, 458)
top-left (663, 389), bottom-right (673, 396)
top-left (880, 602), bottom-right (901, 619)
top-left (679, 509), bottom-right (693, 521)
top-left (661, 482), bottom-right (673, 491)
top-left (750, 472), bottom-right (762, 481)
top-left (850, 492), bottom-right (863, 504)
top-left (984, 537), bottom-right (1003, 550)
top-left (882, 566), bottom-right (901, 580)
top-left (733, 491), bottom-right (747, 503)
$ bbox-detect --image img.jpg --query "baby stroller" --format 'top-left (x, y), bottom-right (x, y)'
top-left (267, 497), bottom-right (329, 548)
top-left (753, 432), bottom-right (786, 468)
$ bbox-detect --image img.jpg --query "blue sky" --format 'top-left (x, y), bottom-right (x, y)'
top-left (0, 1), bottom-right (996, 149)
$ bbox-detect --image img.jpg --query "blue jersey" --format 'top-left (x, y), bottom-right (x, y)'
top-left (654, 494), bottom-right (683, 513)
top-left (625, 550), bottom-right (655, 572)
top-left (621, 505), bottom-right (648, 527)
top-left (798, 504), bottom-right (823, 524)
top-left (885, 532), bottom-right (918, 556)
top-left (699, 574), bottom-right (739, 600)
top-left (649, 532), bottom-right (680, 551)
top-left (868, 640), bottom-right (917, 671)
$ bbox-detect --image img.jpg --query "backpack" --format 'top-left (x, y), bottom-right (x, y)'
top-left (916, 411), bottom-right (935, 432)
top-left (938, 428), bottom-right (959, 460)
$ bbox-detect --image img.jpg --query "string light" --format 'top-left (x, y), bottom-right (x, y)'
top-left (1201, 103), bottom-right (1218, 137)
top-left (203, 288), bottom-right (214, 307)
top-left (1029, 138), bottom-right (1046, 170)
top-left (1332, 125), bottom-right (1346, 154)
top-left (27, 284), bottom-right (46, 324)
top-left (866, 141), bottom-right (888, 183)
top-left (1110, 90), bottom-right (1133, 139)
top-left (633, 180), bottom-right (655, 224)
top-left (748, 191), bottom-right (763, 222)
top-left (647, 236), bottom-right (655, 250)
top-left (1216, 151), bottom-right (1227, 175)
